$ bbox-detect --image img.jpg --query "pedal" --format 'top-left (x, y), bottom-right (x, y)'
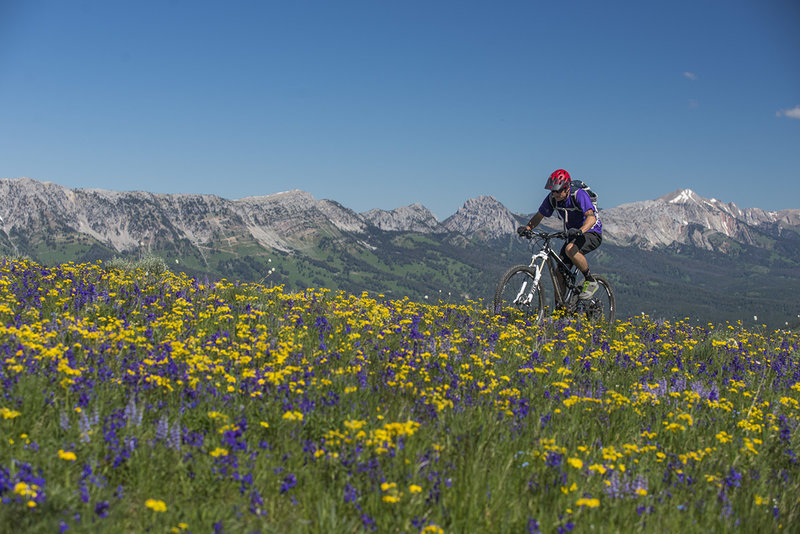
top-left (567, 295), bottom-right (579, 310)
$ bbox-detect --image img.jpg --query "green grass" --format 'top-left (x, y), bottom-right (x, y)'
top-left (1, 259), bottom-right (799, 532)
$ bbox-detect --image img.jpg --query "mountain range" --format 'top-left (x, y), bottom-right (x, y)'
top-left (1, 177), bottom-right (799, 328)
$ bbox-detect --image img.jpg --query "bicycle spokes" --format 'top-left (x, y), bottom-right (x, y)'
top-left (493, 266), bottom-right (544, 323)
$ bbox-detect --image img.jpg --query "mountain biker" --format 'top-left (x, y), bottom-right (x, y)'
top-left (517, 169), bottom-right (602, 300)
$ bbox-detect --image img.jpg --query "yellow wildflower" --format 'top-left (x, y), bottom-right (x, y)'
top-left (576, 497), bottom-right (600, 508)
top-left (1, 407), bottom-right (21, 419)
top-left (145, 499), bottom-right (167, 512)
top-left (567, 457), bottom-right (584, 469)
top-left (58, 449), bottom-right (77, 461)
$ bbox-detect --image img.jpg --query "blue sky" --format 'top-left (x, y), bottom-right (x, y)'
top-left (1, 0), bottom-right (798, 219)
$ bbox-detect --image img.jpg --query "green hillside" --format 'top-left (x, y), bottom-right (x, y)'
top-left (2, 224), bottom-right (799, 328)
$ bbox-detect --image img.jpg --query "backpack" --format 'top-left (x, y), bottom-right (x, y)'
top-left (550, 179), bottom-right (599, 213)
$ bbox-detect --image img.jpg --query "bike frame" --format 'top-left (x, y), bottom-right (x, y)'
top-left (496, 229), bottom-right (614, 323)
top-left (524, 233), bottom-right (581, 307)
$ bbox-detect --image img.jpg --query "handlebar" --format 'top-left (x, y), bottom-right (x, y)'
top-left (519, 229), bottom-right (566, 240)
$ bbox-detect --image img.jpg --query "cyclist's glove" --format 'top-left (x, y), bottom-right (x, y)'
top-left (567, 228), bottom-right (583, 239)
top-left (517, 226), bottom-right (529, 237)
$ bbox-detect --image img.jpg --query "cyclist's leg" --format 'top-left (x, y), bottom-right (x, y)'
top-left (565, 245), bottom-right (589, 272)
top-left (564, 233), bottom-right (601, 273)
top-left (566, 233), bottom-right (602, 298)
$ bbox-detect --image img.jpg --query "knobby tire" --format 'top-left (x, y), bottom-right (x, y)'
top-left (576, 274), bottom-right (615, 323)
top-left (493, 265), bottom-right (545, 324)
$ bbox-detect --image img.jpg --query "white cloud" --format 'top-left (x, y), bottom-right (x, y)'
top-left (776, 105), bottom-right (800, 119)
top-left (683, 72), bottom-right (697, 81)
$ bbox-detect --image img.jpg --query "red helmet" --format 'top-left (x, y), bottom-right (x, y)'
top-left (545, 169), bottom-right (571, 191)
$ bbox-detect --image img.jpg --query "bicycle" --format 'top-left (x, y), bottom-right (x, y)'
top-left (492, 230), bottom-right (615, 324)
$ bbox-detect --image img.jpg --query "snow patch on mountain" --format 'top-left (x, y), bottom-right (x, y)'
top-left (603, 189), bottom-right (793, 250)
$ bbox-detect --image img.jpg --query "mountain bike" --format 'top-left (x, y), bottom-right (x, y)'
top-left (493, 230), bottom-right (615, 324)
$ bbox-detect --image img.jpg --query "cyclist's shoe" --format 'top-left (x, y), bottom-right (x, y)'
top-left (578, 280), bottom-right (599, 300)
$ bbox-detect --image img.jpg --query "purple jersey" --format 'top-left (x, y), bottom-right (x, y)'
top-left (538, 189), bottom-right (602, 234)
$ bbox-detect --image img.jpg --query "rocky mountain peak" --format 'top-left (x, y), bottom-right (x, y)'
top-left (362, 203), bottom-right (445, 233)
top-left (2, 177), bottom-right (798, 259)
top-left (659, 189), bottom-right (738, 214)
top-left (442, 195), bottom-right (518, 239)
top-left (660, 189), bottom-right (700, 204)
top-left (0, 178), bottom-right (369, 255)
top-left (602, 189), bottom-right (795, 251)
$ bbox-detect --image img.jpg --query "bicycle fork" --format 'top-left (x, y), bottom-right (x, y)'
top-left (514, 254), bottom-right (547, 306)
top-left (513, 279), bottom-right (534, 306)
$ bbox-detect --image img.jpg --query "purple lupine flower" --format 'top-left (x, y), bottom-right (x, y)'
top-left (185, 431), bottom-right (205, 448)
top-left (280, 473), bottom-right (297, 493)
top-left (344, 483), bottom-right (358, 503)
top-left (605, 471), bottom-right (625, 498)
top-left (168, 422), bottom-right (182, 450)
top-left (94, 500), bottom-right (110, 518)
top-left (155, 415), bottom-right (169, 442)
top-left (124, 398), bottom-right (142, 427)
top-left (249, 489), bottom-right (265, 516)
top-left (360, 514), bottom-right (377, 531)
top-left (528, 518), bottom-right (541, 533)
top-left (125, 435), bottom-right (138, 452)
top-left (79, 412), bottom-right (91, 443)
top-left (79, 482), bottom-right (90, 503)
top-left (314, 315), bottom-right (330, 332)
top-left (725, 468), bottom-right (742, 488)
top-left (545, 451), bottom-right (563, 467)
top-left (540, 413), bottom-right (552, 429)
top-left (222, 427), bottom-right (247, 452)
top-left (60, 412), bottom-right (70, 431)
top-left (778, 415), bottom-right (792, 443)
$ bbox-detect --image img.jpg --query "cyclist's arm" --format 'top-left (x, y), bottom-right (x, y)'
top-left (525, 212), bottom-right (544, 231)
top-left (580, 211), bottom-right (597, 233)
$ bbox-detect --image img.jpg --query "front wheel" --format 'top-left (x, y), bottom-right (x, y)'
top-left (493, 265), bottom-right (545, 324)
top-left (576, 274), bottom-right (615, 323)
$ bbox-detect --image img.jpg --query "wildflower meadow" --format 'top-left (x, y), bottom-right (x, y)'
top-left (1, 258), bottom-right (798, 533)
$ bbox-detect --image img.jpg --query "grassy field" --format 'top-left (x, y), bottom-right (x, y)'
top-left (0, 258), bottom-right (798, 533)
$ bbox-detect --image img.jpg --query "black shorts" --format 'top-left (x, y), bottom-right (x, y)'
top-left (560, 231), bottom-right (602, 265)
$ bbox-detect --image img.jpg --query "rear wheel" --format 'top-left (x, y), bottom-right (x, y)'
top-left (576, 274), bottom-right (615, 323)
top-left (493, 265), bottom-right (545, 324)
